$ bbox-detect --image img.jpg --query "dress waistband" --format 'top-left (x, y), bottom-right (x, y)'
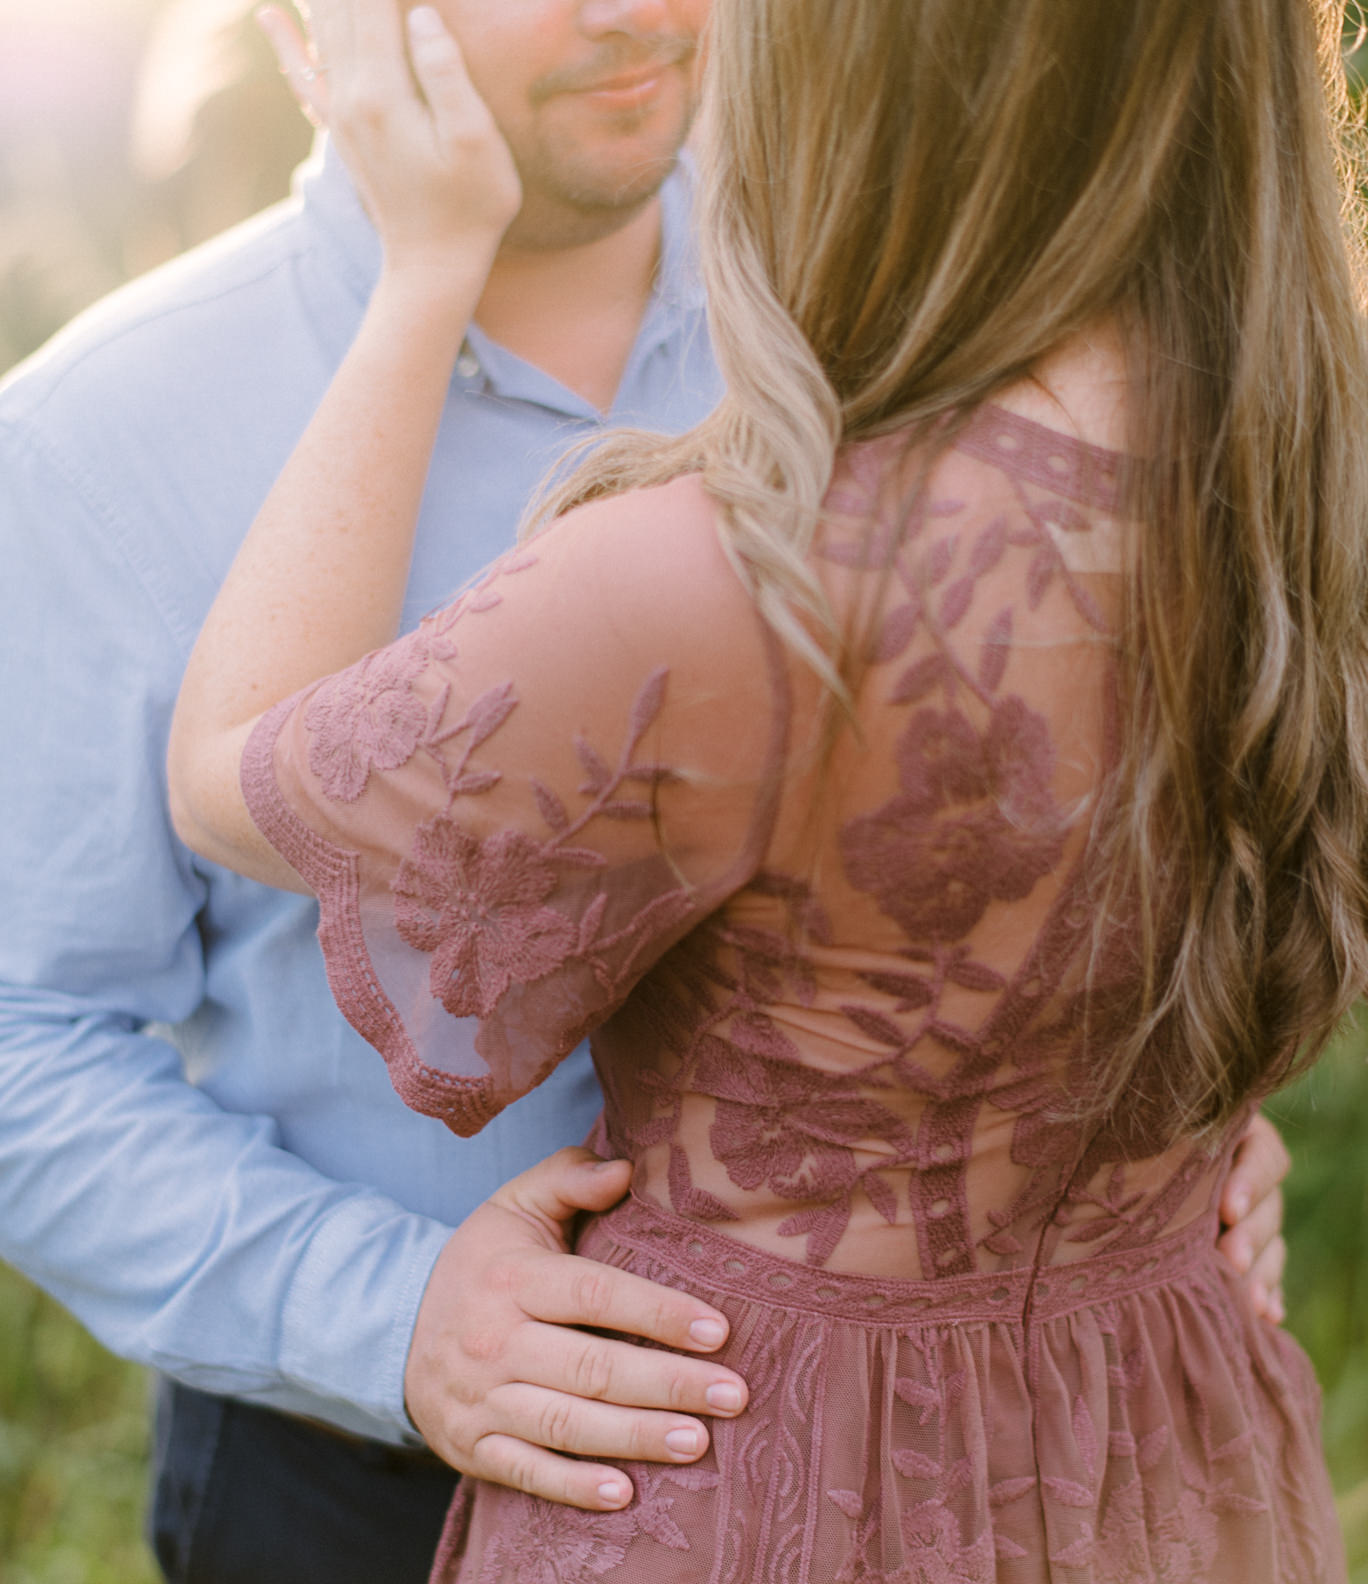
top-left (580, 1193), bottom-right (1220, 1327)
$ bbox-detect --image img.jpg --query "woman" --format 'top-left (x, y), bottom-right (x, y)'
top-left (168, 0), bottom-right (1368, 1577)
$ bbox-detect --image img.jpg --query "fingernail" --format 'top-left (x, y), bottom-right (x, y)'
top-left (1229, 1191), bottom-right (1250, 1221)
top-left (706, 1383), bottom-right (742, 1413)
top-left (665, 1427), bottom-right (701, 1457)
top-left (408, 6), bottom-right (445, 38)
top-left (592, 1158), bottom-right (626, 1172)
top-left (598, 1481), bottom-right (629, 1507)
top-left (689, 1318), bottom-right (726, 1348)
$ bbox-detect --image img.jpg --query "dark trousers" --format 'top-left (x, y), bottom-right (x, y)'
top-left (148, 1379), bottom-right (459, 1584)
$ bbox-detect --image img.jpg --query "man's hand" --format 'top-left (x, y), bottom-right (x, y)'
top-left (405, 1148), bottom-right (748, 1512)
top-left (1216, 1112), bottom-right (1290, 1323)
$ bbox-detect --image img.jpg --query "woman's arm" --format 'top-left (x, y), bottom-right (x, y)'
top-left (167, 2), bottom-right (521, 883)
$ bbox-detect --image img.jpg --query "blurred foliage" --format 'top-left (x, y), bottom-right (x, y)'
top-left (0, 1267), bottom-right (157, 1583)
top-left (1269, 1026), bottom-right (1368, 1580)
top-left (0, 0), bottom-right (1365, 1578)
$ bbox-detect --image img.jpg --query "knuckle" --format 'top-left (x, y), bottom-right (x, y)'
top-left (569, 1343), bottom-right (617, 1403)
top-left (664, 1366), bottom-right (699, 1413)
top-left (538, 1396), bottom-right (580, 1452)
top-left (460, 1324), bottom-right (508, 1369)
top-left (570, 1268), bottom-right (615, 1324)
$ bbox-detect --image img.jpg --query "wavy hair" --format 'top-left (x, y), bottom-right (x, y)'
top-left (532, 0), bottom-right (1368, 1137)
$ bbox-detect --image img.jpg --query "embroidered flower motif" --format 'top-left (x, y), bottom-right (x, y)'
top-left (897, 1501), bottom-right (997, 1584)
top-left (695, 1035), bottom-right (911, 1203)
top-left (840, 697), bottom-right (1066, 942)
top-left (304, 636), bottom-right (430, 802)
top-left (479, 1493), bottom-right (637, 1583)
top-left (393, 819), bottom-right (578, 1018)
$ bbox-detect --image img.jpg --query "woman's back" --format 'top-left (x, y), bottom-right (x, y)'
top-left (599, 385), bottom-right (1218, 1288)
top-left (237, 368), bottom-right (1345, 1579)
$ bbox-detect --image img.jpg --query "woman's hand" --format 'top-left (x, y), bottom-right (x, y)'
top-left (257, 1), bottom-right (522, 284)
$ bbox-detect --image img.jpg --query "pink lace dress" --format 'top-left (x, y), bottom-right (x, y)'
top-left (241, 406), bottom-right (1344, 1584)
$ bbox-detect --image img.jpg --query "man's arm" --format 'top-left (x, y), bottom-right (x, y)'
top-left (0, 416), bottom-right (747, 1494)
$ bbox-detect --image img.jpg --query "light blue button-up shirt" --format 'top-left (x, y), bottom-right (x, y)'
top-left (0, 143), bottom-right (722, 1442)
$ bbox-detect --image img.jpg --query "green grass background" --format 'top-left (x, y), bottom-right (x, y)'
top-left (1, 1029), bottom-right (1365, 1580)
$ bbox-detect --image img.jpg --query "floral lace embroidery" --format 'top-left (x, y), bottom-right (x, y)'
top-left (246, 410), bottom-right (1345, 1584)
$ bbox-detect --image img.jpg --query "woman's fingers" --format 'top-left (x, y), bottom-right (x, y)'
top-left (405, 7), bottom-right (523, 227)
top-left (255, 5), bottom-right (332, 127)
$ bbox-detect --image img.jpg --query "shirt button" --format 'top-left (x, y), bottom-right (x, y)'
top-left (456, 349), bottom-right (480, 380)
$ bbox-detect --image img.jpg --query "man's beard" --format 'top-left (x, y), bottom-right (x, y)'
top-left (502, 35), bottom-right (698, 250)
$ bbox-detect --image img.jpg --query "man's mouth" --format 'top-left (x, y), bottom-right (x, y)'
top-left (533, 43), bottom-right (694, 108)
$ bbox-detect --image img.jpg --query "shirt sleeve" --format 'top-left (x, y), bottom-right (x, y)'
top-left (242, 478), bottom-right (792, 1135)
top-left (0, 415), bottom-right (449, 1443)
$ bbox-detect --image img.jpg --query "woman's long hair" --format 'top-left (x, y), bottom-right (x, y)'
top-left (534, 0), bottom-right (1368, 1138)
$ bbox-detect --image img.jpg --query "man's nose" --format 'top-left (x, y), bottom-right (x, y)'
top-left (578, 0), bottom-right (674, 38)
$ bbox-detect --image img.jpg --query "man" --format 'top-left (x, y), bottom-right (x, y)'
top-left (0, 2), bottom-right (1291, 1580)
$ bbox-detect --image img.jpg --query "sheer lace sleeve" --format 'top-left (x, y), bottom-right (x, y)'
top-left (240, 478), bottom-right (791, 1135)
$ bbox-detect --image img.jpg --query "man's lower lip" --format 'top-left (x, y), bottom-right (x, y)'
top-left (577, 72), bottom-right (667, 108)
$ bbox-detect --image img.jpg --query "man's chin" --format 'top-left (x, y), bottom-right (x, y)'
top-left (505, 151), bottom-right (682, 251)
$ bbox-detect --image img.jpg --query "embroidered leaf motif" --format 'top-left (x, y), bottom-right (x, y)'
top-left (449, 769), bottom-right (502, 797)
top-left (989, 1477), bottom-right (1038, 1506)
top-left (1073, 1396), bottom-right (1099, 1481)
top-left (576, 736), bottom-right (611, 794)
top-left (841, 1004), bottom-right (909, 1048)
top-left (982, 1230), bottom-right (1025, 1256)
top-left (624, 764), bottom-right (683, 786)
top-left (858, 971), bottom-right (934, 1010)
top-left (945, 957), bottom-right (1007, 993)
top-left (1137, 1425), bottom-right (1170, 1470)
top-left (826, 1490), bottom-right (864, 1519)
top-left (637, 1501), bottom-right (689, 1551)
top-left (577, 891), bottom-right (608, 952)
top-left (871, 604), bottom-right (921, 663)
top-left (600, 800), bottom-right (655, 820)
top-left (667, 1145), bottom-right (739, 1221)
top-left (1042, 1476), bottom-right (1096, 1508)
top-left (892, 1449), bottom-right (942, 1480)
top-left (662, 1467), bottom-right (720, 1491)
top-left (922, 535), bottom-right (958, 585)
top-left (776, 1202), bottom-right (851, 1266)
top-left (1027, 547), bottom-right (1056, 608)
top-left (553, 845), bottom-right (610, 870)
top-left (629, 667), bottom-right (669, 740)
top-left (467, 588), bottom-right (502, 613)
top-left (978, 607), bottom-right (1013, 692)
top-left (459, 680), bottom-right (518, 748)
top-left (863, 1170), bottom-right (899, 1225)
top-left (969, 516), bottom-right (1007, 575)
top-left (891, 653), bottom-right (950, 705)
top-left (1048, 1534), bottom-right (1097, 1568)
top-left (938, 575), bottom-right (975, 630)
top-left (531, 778), bottom-right (569, 832)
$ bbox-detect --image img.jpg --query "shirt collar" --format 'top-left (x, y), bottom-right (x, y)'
top-left (298, 135), bottom-right (706, 419)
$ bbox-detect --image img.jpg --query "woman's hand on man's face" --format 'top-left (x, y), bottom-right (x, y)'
top-left (257, 1), bottom-right (522, 281)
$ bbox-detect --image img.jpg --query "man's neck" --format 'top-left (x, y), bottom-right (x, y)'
top-left (475, 199), bottom-right (665, 415)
